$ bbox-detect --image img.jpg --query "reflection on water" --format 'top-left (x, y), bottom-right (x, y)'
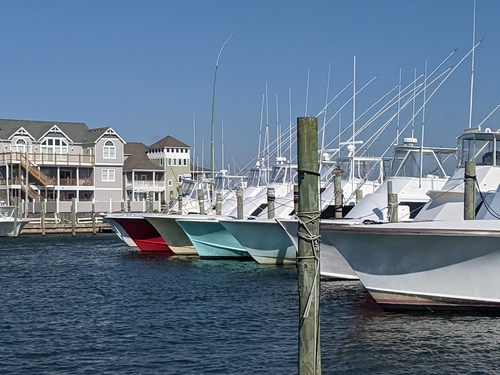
top-left (1, 234), bottom-right (500, 374)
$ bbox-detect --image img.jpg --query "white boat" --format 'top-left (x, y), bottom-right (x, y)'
top-left (320, 127), bottom-right (500, 310)
top-left (0, 205), bottom-right (29, 237)
top-left (143, 214), bottom-right (198, 255)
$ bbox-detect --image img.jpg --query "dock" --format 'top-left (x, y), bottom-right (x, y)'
top-left (22, 217), bottom-right (113, 235)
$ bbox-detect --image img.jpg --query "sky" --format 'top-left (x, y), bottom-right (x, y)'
top-left (0, 0), bottom-right (500, 172)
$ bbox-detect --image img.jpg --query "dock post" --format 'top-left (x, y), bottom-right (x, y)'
top-left (41, 200), bottom-right (46, 236)
top-left (333, 166), bottom-right (343, 218)
top-left (386, 181), bottom-right (398, 222)
top-left (296, 117), bottom-right (321, 375)
top-left (71, 197), bottom-right (76, 237)
top-left (177, 186), bottom-right (183, 215)
top-left (198, 188), bottom-right (206, 215)
top-left (355, 189), bottom-right (363, 203)
top-left (92, 202), bottom-right (96, 235)
top-left (464, 160), bottom-right (476, 220)
top-left (236, 187), bottom-right (244, 219)
top-left (215, 192), bottom-right (222, 215)
top-left (13, 197), bottom-right (18, 237)
top-left (294, 184), bottom-right (299, 216)
top-left (267, 187), bottom-right (275, 219)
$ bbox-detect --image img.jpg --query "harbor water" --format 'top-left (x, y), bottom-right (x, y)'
top-left (2, 234), bottom-right (500, 374)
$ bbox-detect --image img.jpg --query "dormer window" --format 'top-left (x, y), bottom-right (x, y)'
top-left (103, 140), bottom-right (116, 159)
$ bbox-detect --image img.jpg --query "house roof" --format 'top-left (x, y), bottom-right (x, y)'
top-left (149, 135), bottom-right (190, 149)
top-left (124, 142), bottom-right (164, 171)
top-left (0, 119), bottom-right (125, 144)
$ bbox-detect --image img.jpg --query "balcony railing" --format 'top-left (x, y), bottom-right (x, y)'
top-left (0, 152), bottom-right (95, 166)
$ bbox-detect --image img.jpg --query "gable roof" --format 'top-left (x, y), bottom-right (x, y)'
top-left (0, 119), bottom-right (89, 142)
top-left (149, 135), bottom-right (190, 149)
top-left (0, 119), bottom-right (125, 145)
top-left (124, 142), bottom-right (164, 171)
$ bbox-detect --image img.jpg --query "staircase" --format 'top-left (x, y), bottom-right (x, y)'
top-left (20, 153), bottom-right (50, 186)
top-left (21, 184), bottom-right (43, 202)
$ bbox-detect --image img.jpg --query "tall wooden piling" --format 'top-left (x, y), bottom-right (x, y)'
top-left (387, 181), bottom-right (398, 223)
top-left (198, 188), bottom-right (206, 215)
top-left (355, 189), bottom-right (363, 203)
top-left (41, 200), bottom-right (46, 236)
top-left (71, 197), bottom-right (76, 237)
top-left (297, 117), bottom-right (321, 374)
top-left (464, 160), bottom-right (476, 220)
top-left (215, 192), bottom-right (222, 215)
top-left (236, 187), bottom-right (244, 220)
top-left (333, 166), bottom-right (343, 219)
top-left (294, 184), bottom-right (299, 215)
top-left (92, 202), bottom-right (97, 235)
top-left (13, 198), bottom-right (18, 238)
top-left (177, 186), bottom-right (183, 215)
top-left (267, 187), bottom-right (275, 219)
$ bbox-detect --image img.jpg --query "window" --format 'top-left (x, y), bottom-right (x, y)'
top-left (102, 169), bottom-right (115, 182)
top-left (178, 175), bottom-right (183, 183)
top-left (11, 139), bottom-right (27, 153)
top-left (41, 138), bottom-right (68, 154)
top-left (168, 158), bottom-right (172, 166)
top-left (168, 179), bottom-right (173, 186)
top-left (103, 140), bottom-right (116, 159)
top-left (173, 159), bottom-right (177, 166)
top-left (160, 158), bottom-right (164, 166)
top-left (183, 159), bottom-right (187, 166)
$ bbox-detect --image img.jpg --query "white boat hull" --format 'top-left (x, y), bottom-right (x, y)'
top-left (321, 220), bottom-right (500, 310)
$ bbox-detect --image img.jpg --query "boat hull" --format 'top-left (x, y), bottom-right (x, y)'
top-left (0, 219), bottom-right (29, 237)
top-left (220, 218), bottom-right (296, 265)
top-left (321, 220), bottom-right (500, 310)
top-left (280, 219), bottom-right (358, 279)
top-left (106, 215), bottom-right (173, 253)
top-left (144, 215), bottom-right (197, 255)
top-left (176, 219), bottom-right (251, 259)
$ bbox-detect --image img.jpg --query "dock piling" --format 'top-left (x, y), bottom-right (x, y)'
top-left (297, 117), bottom-right (321, 374)
top-left (464, 160), bottom-right (476, 220)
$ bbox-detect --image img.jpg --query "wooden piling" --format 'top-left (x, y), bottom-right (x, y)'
top-left (215, 192), bottom-right (222, 215)
top-left (197, 188), bottom-right (206, 215)
top-left (41, 200), bottom-right (46, 236)
top-left (177, 186), bottom-right (183, 214)
top-left (92, 202), bottom-right (96, 235)
top-left (355, 189), bottom-right (363, 203)
top-left (267, 187), bottom-right (275, 219)
top-left (71, 197), bottom-right (76, 237)
top-left (333, 167), bottom-right (343, 219)
top-left (294, 184), bottom-right (299, 216)
top-left (237, 187), bottom-right (244, 220)
top-left (297, 117), bottom-right (321, 375)
top-left (464, 160), bottom-right (476, 220)
top-left (13, 198), bottom-right (18, 238)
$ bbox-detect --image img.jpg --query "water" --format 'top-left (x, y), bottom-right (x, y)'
top-left (1, 234), bottom-right (500, 374)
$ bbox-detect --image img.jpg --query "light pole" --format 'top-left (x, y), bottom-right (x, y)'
top-left (0, 129), bottom-right (9, 206)
top-left (210, 34), bottom-right (233, 183)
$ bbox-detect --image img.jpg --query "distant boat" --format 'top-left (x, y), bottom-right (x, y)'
top-left (103, 213), bottom-right (173, 253)
top-left (0, 205), bottom-right (28, 237)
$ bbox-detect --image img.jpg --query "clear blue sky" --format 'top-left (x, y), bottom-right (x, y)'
top-left (0, 1), bottom-right (499, 171)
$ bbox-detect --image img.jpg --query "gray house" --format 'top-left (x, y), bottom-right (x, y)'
top-left (0, 119), bottom-right (125, 214)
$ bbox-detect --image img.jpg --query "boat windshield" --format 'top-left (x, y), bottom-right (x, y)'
top-left (270, 165), bottom-right (298, 184)
top-left (335, 157), bottom-right (384, 182)
top-left (459, 131), bottom-right (500, 167)
top-left (247, 168), bottom-right (267, 187)
top-left (181, 180), bottom-right (197, 197)
top-left (390, 147), bottom-right (455, 178)
top-left (214, 176), bottom-right (247, 191)
top-left (0, 206), bottom-right (15, 219)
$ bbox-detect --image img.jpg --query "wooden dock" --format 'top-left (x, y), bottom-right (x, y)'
top-left (22, 219), bottom-right (113, 235)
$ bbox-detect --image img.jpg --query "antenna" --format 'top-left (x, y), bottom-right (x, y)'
top-left (305, 68), bottom-right (310, 116)
top-left (396, 68), bottom-right (402, 145)
top-left (192, 114), bottom-right (196, 170)
top-left (468, 0), bottom-right (477, 128)
top-left (419, 61), bottom-right (428, 187)
top-left (258, 94), bottom-right (264, 163)
top-left (289, 89), bottom-right (292, 163)
top-left (221, 118), bottom-right (224, 172)
top-left (411, 68), bottom-right (417, 139)
top-left (321, 61), bottom-right (332, 167)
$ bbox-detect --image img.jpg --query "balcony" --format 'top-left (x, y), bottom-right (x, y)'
top-left (126, 180), bottom-right (165, 192)
top-left (0, 152), bottom-right (95, 166)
